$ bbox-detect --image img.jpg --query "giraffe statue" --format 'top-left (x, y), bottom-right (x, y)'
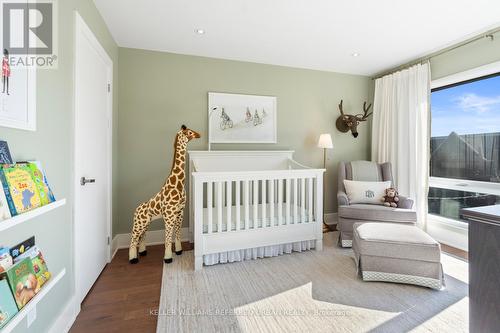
top-left (129, 125), bottom-right (200, 264)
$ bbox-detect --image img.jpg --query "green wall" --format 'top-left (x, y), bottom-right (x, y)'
top-left (117, 48), bottom-right (374, 235)
top-left (430, 30), bottom-right (500, 79)
top-left (0, 1), bottom-right (118, 332)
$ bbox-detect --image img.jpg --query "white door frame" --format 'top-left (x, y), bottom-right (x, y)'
top-left (73, 11), bottom-right (113, 304)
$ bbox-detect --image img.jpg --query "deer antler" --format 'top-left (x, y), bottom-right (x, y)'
top-left (355, 102), bottom-right (372, 121)
top-left (338, 100), bottom-right (345, 116)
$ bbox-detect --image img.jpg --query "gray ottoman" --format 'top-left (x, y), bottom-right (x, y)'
top-left (352, 222), bottom-right (444, 290)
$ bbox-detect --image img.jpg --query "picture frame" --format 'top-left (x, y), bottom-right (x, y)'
top-left (208, 92), bottom-right (277, 147)
top-left (0, 4), bottom-right (37, 131)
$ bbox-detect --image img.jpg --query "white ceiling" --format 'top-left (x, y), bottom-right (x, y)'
top-left (93, 0), bottom-right (500, 76)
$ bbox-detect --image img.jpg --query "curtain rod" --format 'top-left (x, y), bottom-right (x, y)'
top-left (371, 26), bottom-right (500, 80)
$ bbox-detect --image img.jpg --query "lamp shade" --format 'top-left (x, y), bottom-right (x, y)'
top-left (318, 134), bottom-right (333, 149)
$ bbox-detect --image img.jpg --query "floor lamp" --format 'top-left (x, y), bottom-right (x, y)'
top-left (318, 134), bottom-right (333, 233)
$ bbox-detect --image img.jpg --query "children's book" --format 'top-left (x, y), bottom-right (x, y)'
top-left (0, 177), bottom-right (12, 221)
top-left (0, 141), bottom-right (13, 164)
top-left (4, 258), bottom-right (37, 309)
top-left (10, 236), bottom-right (36, 263)
top-left (13, 246), bottom-right (51, 292)
top-left (0, 167), bottom-right (16, 217)
top-left (0, 278), bottom-right (18, 329)
top-left (1, 164), bottom-right (42, 214)
top-left (14, 162), bottom-right (51, 206)
top-left (28, 161), bottom-right (55, 204)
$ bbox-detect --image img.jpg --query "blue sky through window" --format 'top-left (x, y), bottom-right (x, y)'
top-left (431, 74), bottom-right (500, 137)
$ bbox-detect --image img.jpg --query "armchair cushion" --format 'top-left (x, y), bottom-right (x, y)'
top-left (338, 204), bottom-right (417, 223)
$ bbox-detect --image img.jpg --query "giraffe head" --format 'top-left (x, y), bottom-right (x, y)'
top-left (177, 125), bottom-right (201, 145)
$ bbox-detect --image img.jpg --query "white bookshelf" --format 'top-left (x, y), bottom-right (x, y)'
top-left (1, 269), bottom-right (66, 333)
top-left (0, 199), bottom-right (66, 233)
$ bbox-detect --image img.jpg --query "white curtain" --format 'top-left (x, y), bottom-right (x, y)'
top-left (371, 62), bottom-right (431, 228)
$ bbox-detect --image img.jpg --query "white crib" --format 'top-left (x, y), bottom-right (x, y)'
top-left (189, 151), bottom-right (325, 270)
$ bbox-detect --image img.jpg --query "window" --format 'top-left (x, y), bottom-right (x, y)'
top-left (429, 73), bottom-right (500, 224)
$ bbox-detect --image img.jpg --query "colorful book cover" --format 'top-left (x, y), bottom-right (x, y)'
top-left (0, 177), bottom-right (12, 221)
top-left (1, 164), bottom-right (42, 214)
top-left (5, 258), bottom-right (38, 310)
top-left (10, 236), bottom-right (36, 263)
top-left (12, 246), bottom-right (51, 292)
top-left (0, 278), bottom-right (18, 329)
top-left (28, 161), bottom-right (55, 204)
top-left (0, 141), bottom-right (13, 164)
top-left (22, 163), bottom-right (49, 206)
top-left (0, 167), bottom-right (17, 217)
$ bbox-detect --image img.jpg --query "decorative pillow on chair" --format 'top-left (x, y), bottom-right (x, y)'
top-left (343, 180), bottom-right (392, 205)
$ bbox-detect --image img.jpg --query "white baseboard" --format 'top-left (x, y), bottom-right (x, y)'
top-left (49, 296), bottom-right (79, 333)
top-left (324, 213), bottom-right (338, 226)
top-left (112, 227), bottom-right (190, 258)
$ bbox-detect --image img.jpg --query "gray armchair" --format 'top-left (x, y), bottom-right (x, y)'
top-left (337, 161), bottom-right (417, 247)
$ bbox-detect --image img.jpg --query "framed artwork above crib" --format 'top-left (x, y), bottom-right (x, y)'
top-left (208, 92), bottom-right (277, 147)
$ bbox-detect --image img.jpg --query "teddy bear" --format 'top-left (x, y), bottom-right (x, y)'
top-left (382, 187), bottom-right (400, 208)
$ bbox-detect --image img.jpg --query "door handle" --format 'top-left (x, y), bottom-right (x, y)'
top-left (80, 177), bottom-right (96, 186)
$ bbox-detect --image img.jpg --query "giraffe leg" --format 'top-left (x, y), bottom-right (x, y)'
top-left (174, 210), bottom-right (183, 255)
top-left (163, 215), bottom-right (176, 263)
top-left (129, 205), bottom-right (150, 263)
top-left (138, 233), bottom-right (147, 256)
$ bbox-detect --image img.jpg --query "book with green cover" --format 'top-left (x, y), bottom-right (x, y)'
top-left (13, 246), bottom-right (51, 292)
top-left (1, 164), bottom-right (42, 214)
top-left (4, 258), bottom-right (38, 310)
top-left (0, 278), bottom-right (18, 329)
top-left (28, 161), bottom-right (55, 204)
top-left (25, 163), bottom-right (50, 206)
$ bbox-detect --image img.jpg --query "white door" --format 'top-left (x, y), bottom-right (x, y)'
top-left (74, 13), bottom-right (113, 304)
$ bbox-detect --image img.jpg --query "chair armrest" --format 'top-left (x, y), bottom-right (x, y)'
top-left (397, 195), bottom-right (414, 209)
top-left (337, 191), bottom-right (349, 206)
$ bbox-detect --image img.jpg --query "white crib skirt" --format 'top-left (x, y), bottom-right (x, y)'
top-left (203, 240), bottom-right (316, 266)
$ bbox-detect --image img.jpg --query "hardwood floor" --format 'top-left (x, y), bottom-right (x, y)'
top-left (441, 243), bottom-right (468, 261)
top-left (70, 243), bottom-right (192, 333)
top-left (70, 239), bottom-right (466, 332)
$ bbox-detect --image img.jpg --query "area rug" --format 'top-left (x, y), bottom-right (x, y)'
top-left (156, 232), bottom-right (468, 333)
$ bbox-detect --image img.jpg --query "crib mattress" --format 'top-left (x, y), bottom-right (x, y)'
top-left (202, 203), bottom-right (313, 233)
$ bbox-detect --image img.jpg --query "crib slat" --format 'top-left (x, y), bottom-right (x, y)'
top-left (217, 181), bottom-right (222, 233)
top-left (269, 179), bottom-right (275, 227)
top-left (301, 178), bottom-right (305, 223)
top-left (244, 180), bottom-right (249, 230)
top-left (253, 180), bottom-right (259, 228)
top-left (293, 178), bottom-right (298, 224)
top-left (285, 179), bottom-right (291, 225)
top-left (308, 178), bottom-right (313, 223)
top-left (235, 181), bottom-right (241, 231)
top-left (226, 181), bottom-right (232, 232)
top-left (261, 180), bottom-right (266, 227)
top-left (207, 181), bottom-right (213, 233)
top-left (278, 179), bottom-right (283, 226)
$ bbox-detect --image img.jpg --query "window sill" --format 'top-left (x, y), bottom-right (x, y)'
top-left (427, 214), bottom-right (468, 251)
top-left (428, 214), bottom-right (468, 230)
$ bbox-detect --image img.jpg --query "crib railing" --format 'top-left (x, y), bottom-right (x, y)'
top-left (191, 166), bottom-right (324, 269)
top-left (201, 176), bottom-right (317, 233)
